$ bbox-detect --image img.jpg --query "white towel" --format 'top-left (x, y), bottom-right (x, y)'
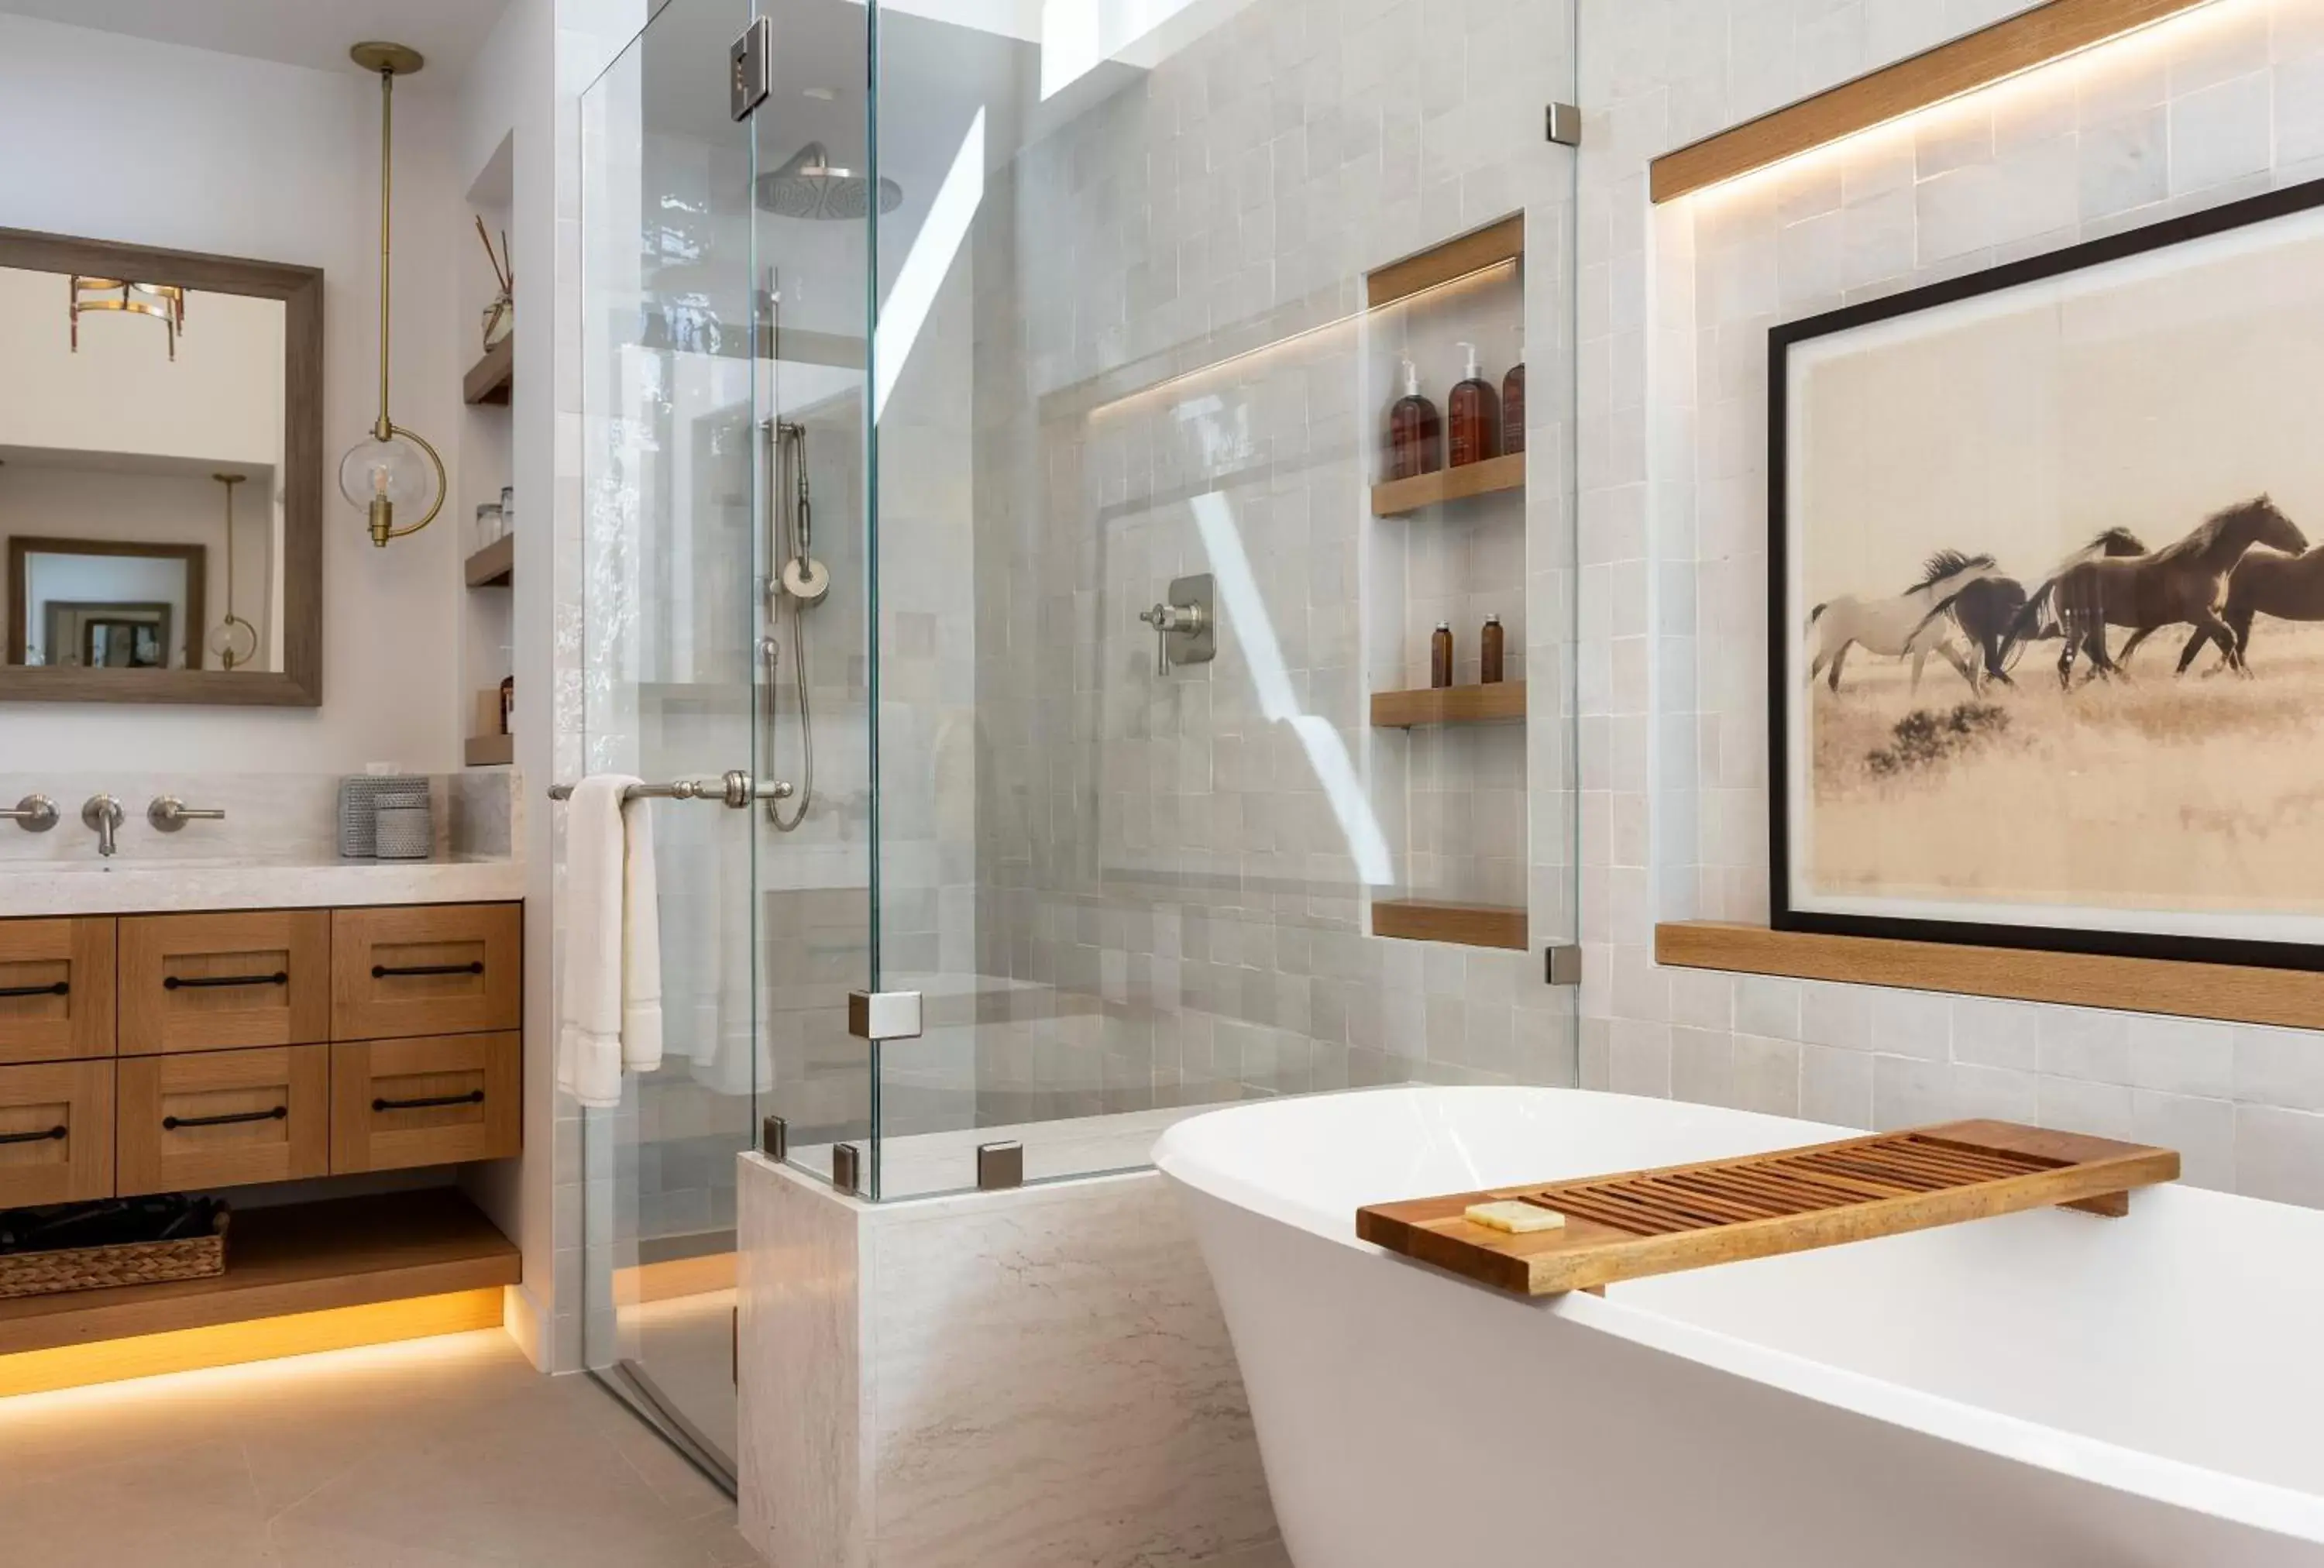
top-left (555, 775), bottom-right (664, 1108)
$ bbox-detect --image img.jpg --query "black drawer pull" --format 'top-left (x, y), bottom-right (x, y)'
top-left (163, 971), bottom-right (289, 991)
top-left (371, 961), bottom-right (486, 979)
top-left (0, 1124), bottom-right (66, 1146)
top-left (163, 1106), bottom-right (288, 1131)
top-left (0, 980), bottom-right (68, 999)
top-left (373, 1089), bottom-right (486, 1113)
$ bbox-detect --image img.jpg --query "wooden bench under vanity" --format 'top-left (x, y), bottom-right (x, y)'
top-left (0, 901), bottom-right (523, 1395)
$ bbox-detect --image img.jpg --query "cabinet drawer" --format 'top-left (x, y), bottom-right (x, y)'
top-left (331, 1032), bottom-right (521, 1174)
top-left (0, 918), bottom-right (115, 1066)
top-left (332, 905), bottom-right (521, 1041)
top-left (0, 1060), bottom-right (113, 1206)
top-left (116, 1045), bottom-right (328, 1195)
top-left (119, 910), bottom-right (330, 1055)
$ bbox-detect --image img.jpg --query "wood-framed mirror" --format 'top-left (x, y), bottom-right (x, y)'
top-left (0, 228), bottom-right (322, 705)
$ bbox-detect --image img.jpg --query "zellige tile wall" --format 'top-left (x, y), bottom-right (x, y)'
top-left (1581, 0), bottom-right (2324, 1205)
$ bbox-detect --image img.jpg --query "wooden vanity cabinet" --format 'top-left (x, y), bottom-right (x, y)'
top-left (0, 919), bottom-right (114, 1067)
top-left (0, 901), bottom-right (523, 1200)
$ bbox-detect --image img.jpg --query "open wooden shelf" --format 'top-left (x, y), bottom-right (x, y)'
top-left (464, 533), bottom-right (514, 588)
top-left (1367, 215), bottom-right (1524, 309)
top-left (1657, 921), bottom-right (2324, 1032)
top-left (1649, 0), bottom-right (2209, 201)
top-left (1373, 681), bottom-right (1525, 728)
top-left (464, 733), bottom-right (514, 768)
top-left (463, 335), bottom-right (514, 406)
top-left (0, 1189), bottom-right (517, 1359)
top-left (1372, 452), bottom-right (1525, 518)
top-left (1375, 899), bottom-right (1527, 952)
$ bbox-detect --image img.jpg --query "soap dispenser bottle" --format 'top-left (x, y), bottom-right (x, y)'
top-left (1502, 356), bottom-right (1526, 456)
top-left (1447, 342), bottom-right (1500, 468)
top-left (1387, 357), bottom-right (1442, 481)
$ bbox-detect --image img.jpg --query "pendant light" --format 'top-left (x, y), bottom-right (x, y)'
top-left (207, 473), bottom-right (259, 671)
top-left (339, 43), bottom-right (446, 547)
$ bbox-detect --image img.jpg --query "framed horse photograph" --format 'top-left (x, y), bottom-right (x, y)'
top-left (1771, 174), bottom-right (2324, 970)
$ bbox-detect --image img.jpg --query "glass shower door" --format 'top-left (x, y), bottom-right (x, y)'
top-left (577, 0), bottom-right (770, 1491)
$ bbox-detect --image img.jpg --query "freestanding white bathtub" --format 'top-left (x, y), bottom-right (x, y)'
top-left (1157, 1085), bottom-right (2324, 1567)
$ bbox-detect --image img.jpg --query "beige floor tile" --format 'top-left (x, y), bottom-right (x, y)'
top-left (0, 1329), bottom-right (759, 1567)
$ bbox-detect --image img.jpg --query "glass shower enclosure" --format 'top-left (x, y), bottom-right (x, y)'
top-left (579, 0), bottom-right (1583, 1491)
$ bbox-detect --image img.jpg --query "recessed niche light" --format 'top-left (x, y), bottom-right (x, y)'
top-left (803, 87), bottom-right (836, 101)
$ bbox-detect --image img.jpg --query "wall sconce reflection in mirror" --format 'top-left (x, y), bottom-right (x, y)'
top-left (69, 275), bottom-right (186, 360)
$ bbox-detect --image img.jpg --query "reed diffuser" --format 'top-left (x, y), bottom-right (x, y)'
top-left (476, 216), bottom-right (513, 350)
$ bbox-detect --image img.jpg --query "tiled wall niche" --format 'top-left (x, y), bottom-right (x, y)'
top-left (1582, 0), bottom-right (2324, 1205)
top-left (1363, 253), bottom-right (1533, 927)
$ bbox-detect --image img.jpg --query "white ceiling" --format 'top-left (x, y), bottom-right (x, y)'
top-left (0, 0), bottom-right (513, 79)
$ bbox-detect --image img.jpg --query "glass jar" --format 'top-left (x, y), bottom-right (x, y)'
top-left (473, 502), bottom-right (504, 552)
top-left (499, 485), bottom-right (517, 536)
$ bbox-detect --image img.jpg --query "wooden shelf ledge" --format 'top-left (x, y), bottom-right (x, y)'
top-left (1366, 214), bottom-right (1524, 309)
top-left (464, 733), bottom-right (514, 768)
top-left (463, 335), bottom-right (514, 405)
top-left (1656, 921), bottom-right (2324, 1032)
top-left (0, 1188), bottom-right (517, 1361)
top-left (464, 533), bottom-right (514, 588)
top-left (1650, 0), bottom-right (2212, 202)
top-left (1373, 681), bottom-right (1525, 728)
top-left (1371, 451), bottom-right (1525, 518)
top-left (1376, 900), bottom-right (1527, 952)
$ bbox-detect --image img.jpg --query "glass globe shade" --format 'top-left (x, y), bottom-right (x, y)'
top-left (339, 432), bottom-right (435, 512)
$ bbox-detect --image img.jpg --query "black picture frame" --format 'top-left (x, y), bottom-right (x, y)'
top-left (1768, 172), bottom-right (2324, 975)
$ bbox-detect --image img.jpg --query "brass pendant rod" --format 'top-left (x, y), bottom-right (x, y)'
top-left (374, 64), bottom-right (394, 442)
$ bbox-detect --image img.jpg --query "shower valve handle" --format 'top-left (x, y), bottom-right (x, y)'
top-left (1140, 600), bottom-right (1208, 675)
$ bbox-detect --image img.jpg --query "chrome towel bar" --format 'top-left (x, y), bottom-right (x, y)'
top-left (545, 771), bottom-right (792, 808)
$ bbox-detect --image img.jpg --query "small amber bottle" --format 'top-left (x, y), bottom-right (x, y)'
top-left (1502, 362), bottom-right (1525, 456)
top-left (1430, 623), bottom-right (1454, 689)
top-left (1480, 614), bottom-right (1504, 683)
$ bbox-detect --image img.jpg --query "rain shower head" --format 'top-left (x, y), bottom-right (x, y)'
top-left (755, 142), bottom-right (902, 220)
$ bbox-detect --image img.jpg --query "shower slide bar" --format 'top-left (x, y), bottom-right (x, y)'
top-left (545, 772), bottom-right (792, 807)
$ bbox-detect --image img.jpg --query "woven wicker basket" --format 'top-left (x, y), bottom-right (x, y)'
top-left (0, 1208), bottom-right (228, 1301)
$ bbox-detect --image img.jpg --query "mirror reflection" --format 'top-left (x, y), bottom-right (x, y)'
top-left (0, 264), bottom-right (287, 674)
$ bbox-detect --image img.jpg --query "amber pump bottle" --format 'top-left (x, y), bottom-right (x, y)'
top-left (1430, 623), bottom-right (1454, 689)
top-left (1387, 358), bottom-right (1442, 481)
top-left (1502, 359), bottom-right (1525, 456)
top-left (1480, 614), bottom-right (1504, 683)
top-left (1447, 342), bottom-right (1500, 467)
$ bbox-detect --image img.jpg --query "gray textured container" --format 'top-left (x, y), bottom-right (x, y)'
top-left (339, 774), bottom-right (430, 858)
top-left (372, 796), bottom-right (434, 861)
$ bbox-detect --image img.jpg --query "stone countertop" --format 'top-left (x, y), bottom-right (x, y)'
top-left (0, 855), bottom-right (525, 916)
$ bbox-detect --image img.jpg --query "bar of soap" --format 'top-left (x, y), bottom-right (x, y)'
top-left (1465, 1200), bottom-right (1566, 1234)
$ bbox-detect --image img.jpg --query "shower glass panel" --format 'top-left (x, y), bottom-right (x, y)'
top-left (864, 1), bottom-right (1584, 1198)
top-left (578, 0), bottom-right (877, 1491)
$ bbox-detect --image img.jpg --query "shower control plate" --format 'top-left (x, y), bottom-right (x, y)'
top-left (1140, 573), bottom-right (1216, 674)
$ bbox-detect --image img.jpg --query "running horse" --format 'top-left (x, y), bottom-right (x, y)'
top-left (1807, 552), bottom-right (1998, 694)
top-left (2118, 538), bottom-right (2324, 674)
top-left (2028, 496), bottom-right (2307, 686)
top-left (1910, 528), bottom-right (2147, 692)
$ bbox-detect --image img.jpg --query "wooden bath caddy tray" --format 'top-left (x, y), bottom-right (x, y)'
top-left (1356, 1120), bottom-right (2178, 1298)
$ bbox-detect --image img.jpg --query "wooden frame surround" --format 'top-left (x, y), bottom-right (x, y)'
top-left (0, 227), bottom-right (324, 706)
top-left (1648, 0), bottom-right (2219, 202)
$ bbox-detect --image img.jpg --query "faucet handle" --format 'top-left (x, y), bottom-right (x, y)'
top-left (0, 795), bottom-right (57, 833)
top-left (148, 796), bottom-right (226, 832)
